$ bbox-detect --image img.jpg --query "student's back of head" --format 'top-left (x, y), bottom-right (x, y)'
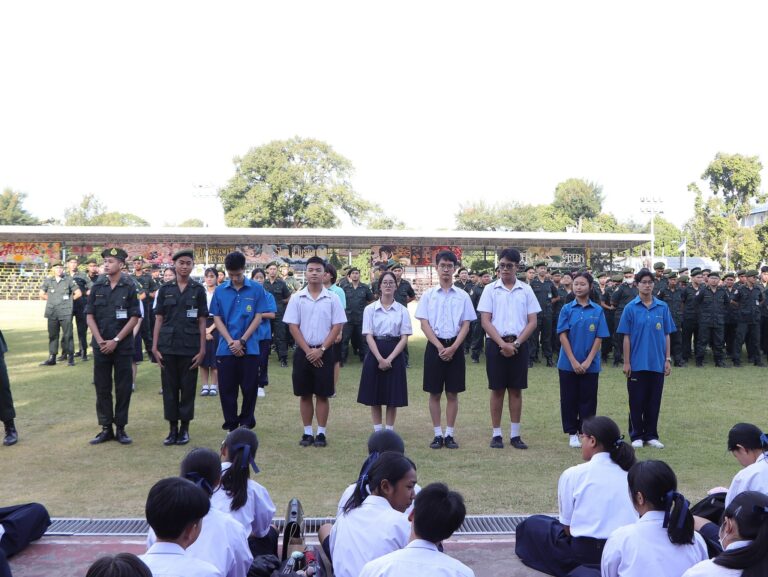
top-left (221, 427), bottom-right (260, 511)
top-left (86, 553), bottom-right (152, 577)
top-left (367, 429), bottom-right (405, 455)
top-left (412, 483), bottom-right (466, 543)
top-left (181, 447), bottom-right (221, 498)
top-left (582, 416), bottom-right (636, 471)
top-left (715, 491), bottom-right (768, 577)
top-left (145, 477), bottom-right (210, 541)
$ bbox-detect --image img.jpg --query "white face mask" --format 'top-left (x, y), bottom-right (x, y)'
top-left (624, 277), bottom-right (633, 284)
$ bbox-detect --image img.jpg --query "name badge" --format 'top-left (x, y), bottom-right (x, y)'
top-left (62, 295), bottom-right (69, 300)
top-left (186, 308), bottom-right (198, 318)
top-left (116, 309), bottom-right (128, 320)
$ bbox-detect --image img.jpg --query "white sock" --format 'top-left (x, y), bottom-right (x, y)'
top-left (385, 425), bottom-right (394, 431)
top-left (445, 427), bottom-right (455, 437)
top-left (434, 426), bottom-right (443, 437)
top-left (304, 426), bottom-right (313, 436)
top-left (510, 423), bottom-right (521, 438)
top-left (493, 428), bottom-right (502, 438)
top-left (373, 424), bottom-right (383, 432)
top-left (317, 426), bottom-right (327, 436)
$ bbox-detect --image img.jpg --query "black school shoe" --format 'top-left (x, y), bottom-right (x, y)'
top-left (444, 435), bottom-right (459, 449)
top-left (510, 436), bottom-right (528, 450)
top-left (489, 436), bottom-right (504, 449)
top-left (430, 435), bottom-right (444, 449)
top-left (314, 433), bottom-right (327, 447)
top-left (90, 426), bottom-right (114, 445)
top-left (299, 434), bottom-right (314, 447)
top-left (115, 427), bottom-right (132, 445)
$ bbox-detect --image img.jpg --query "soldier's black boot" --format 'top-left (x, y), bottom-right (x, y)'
top-left (40, 355), bottom-right (56, 366)
top-left (81, 349), bottom-right (89, 361)
top-left (116, 427), bottom-right (133, 445)
top-left (90, 426), bottom-right (114, 445)
top-left (3, 420), bottom-right (18, 446)
top-left (163, 422), bottom-right (178, 446)
top-left (177, 422), bottom-right (190, 445)
top-left (57, 353), bottom-right (67, 362)
top-left (67, 354), bottom-right (75, 366)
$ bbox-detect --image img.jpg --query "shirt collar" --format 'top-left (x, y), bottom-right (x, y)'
top-left (363, 495), bottom-right (394, 509)
top-left (373, 300), bottom-right (397, 311)
top-left (297, 286), bottom-right (330, 300)
top-left (629, 295), bottom-right (661, 308)
top-left (406, 539), bottom-right (439, 552)
top-left (638, 510), bottom-right (666, 523)
top-left (726, 539), bottom-right (752, 551)
top-left (568, 299), bottom-right (598, 310)
top-left (147, 542), bottom-right (185, 555)
top-left (224, 277), bottom-right (255, 291)
top-left (492, 279), bottom-right (523, 292)
top-left (590, 452), bottom-right (613, 464)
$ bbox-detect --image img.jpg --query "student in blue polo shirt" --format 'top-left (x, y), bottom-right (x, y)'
top-left (556, 272), bottom-right (610, 448)
top-left (210, 252), bottom-right (268, 432)
top-left (617, 268), bottom-right (675, 450)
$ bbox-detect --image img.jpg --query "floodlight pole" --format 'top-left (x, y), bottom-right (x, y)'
top-left (640, 196), bottom-right (664, 265)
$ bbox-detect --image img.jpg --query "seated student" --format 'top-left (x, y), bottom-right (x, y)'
top-left (327, 452), bottom-right (417, 577)
top-left (601, 460), bottom-right (708, 577)
top-left (0, 503), bottom-right (50, 577)
top-left (683, 491), bottom-right (768, 577)
top-left (140, 477), bottom-right (222, 577)
top-left (146, 448), bottom-right (253, 577)
top-left (515, 416), bottom-right (638, 577)
top-left (359, 482), bottom-right (474, 577)
top-left (694, 423), bottom-right (768, 553)
top-left (336, 430), bottom-right (421, 517)
top-left (210, 428), bottom-right (277, 558)
top-left (86, 553), bottom-right (152, 577)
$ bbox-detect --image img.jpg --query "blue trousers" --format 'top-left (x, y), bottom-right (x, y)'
top-left (626, 371), bottom-right (664, 441)
top-left (216, 355), bottom-right (260, 431)
top-left (0, 503), bottom-right (51, 577)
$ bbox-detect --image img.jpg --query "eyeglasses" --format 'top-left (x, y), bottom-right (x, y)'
top-left (380, 281), bottom-right (396, 286)
top-left (437, 264), bottom-right (455, 271)
top-left (638, 280), bottom-right (654, 285)
top-left (498, 262), bottom-right (517, 270)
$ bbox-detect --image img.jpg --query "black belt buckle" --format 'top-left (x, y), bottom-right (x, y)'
top-left (438, 337), bottom-right (456, 347)
top-left (375, 335), bottom-right (398, 342)
top-left (501, 334), bottom-right (518, 343)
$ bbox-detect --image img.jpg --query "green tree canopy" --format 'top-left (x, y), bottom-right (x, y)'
top-left (177, 218), bottom-right (205, 227)
top-left (0, 188), bottom-right (39, 225)
top-left (219, 137), bottom-right (376, 228)
top-left (455, 200), bottom-right (571, 232)
top-left (62, 194), bottom-right (149, 227)
top-left (640, 216), bottom-right (682, 257)
top-left (552, 178), bottom-right (604, 224)
top-left (701, 152), bottom-right (764, 219)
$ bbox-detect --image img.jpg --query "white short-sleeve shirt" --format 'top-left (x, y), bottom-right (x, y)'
top-left (681, 541), bottom-right (751, 577)
top-left (558, 452), bottom-right (638, 539)
top-left (283, 286), bottom-right (347, 345)
top-left (337, 482), bottom-right (422, 517)
top-left (476, 279), bottom-right (541, 337)
top-left (210, 463), bottom-right (276, 538)
top-left (359, 539), bottom-right (475, 577)
top-left (414, 286), bottom-right (476, 338)
top-left (725, 452), bottom-right (768, 509)
top-left (329, 495), bottom-right (411, 577)
top-left (140, 542), bottom-right (223, 577)
top-left (362, 300), bottom-right (413, 337)
top-left (601, 510), bottom-right (708, 577)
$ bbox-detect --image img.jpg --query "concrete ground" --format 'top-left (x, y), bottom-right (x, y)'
top-left (8, 534), bottom-right (547, 577)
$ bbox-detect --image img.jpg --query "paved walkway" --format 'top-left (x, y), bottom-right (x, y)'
top-left (8, 535), bottom-right (547, 577)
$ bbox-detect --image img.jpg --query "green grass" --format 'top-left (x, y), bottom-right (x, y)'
top-left (0, 301), bottom-right (764, 518)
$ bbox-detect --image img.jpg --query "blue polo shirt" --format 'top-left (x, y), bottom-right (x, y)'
top-left (209, 278), bottom-right (269, 356)
top-left (256, 291), bottom-right (277, 341)
top-left (616, 296), bottom-right (676, 373)
top-left (556, 299), bottom-right (610, 373)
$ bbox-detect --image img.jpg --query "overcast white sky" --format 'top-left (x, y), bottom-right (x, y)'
top-left (2, 1), bottom-right (767, 231)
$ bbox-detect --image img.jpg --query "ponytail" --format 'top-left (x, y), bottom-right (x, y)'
top-left (180, 448), bottom-right (221, 498)
top-left (221, 429), bottom-right (260, 512)
top-left (342, 452), bottom-right (415, 514)
top-left (628, 460), bottom-right (695, 545)
top-left (342, 451), bottom-right (381, 514)
top-left (582, 416), bottom-right (636, 471)
top-left (714, 491), bottom-right (768, 577)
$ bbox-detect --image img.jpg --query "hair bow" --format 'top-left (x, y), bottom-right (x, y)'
top-left (232, 443), bottom-right (260, 474)
top-left (662, 490), bottom-right (689, 530)
top-left (184, 472), bottom-right (213, 496)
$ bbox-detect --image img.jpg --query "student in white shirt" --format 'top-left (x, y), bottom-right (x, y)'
top-left (601, 460), bottom-right (708, 577)
top-left (283, 256), bottom-right (347, 447)
top-left (477, 248), bottom-right (540, 450)
top-left (359, 482), bottom-right (474, 577)
top-left (86, 553), bottom-right (152, 577)
top-left (323, 263), bottom-right (346, 395)
top-left (358, 271), bottom-right (413, 431)
top-left (683, 491), bottom-right (768, 577)
top-left (140, 477), bottom-right (223, 577)
top-left (516, 416), bottom-right (638, 577)
top-left (146, 448), bottom-right (253, 577)
top-left (211, 428), bottom-right (277, 558)
top-left (326, 452), bottom-right (417, 577)
top-left (414, 250), bottom-right (476, 450)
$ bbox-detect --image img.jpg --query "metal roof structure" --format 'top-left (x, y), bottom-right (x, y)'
top-left (0, 226), bottom-right (652, 251)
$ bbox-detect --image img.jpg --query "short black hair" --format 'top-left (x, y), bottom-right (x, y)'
top-left (634, 268), bottom-right (654, 284)
top-left (250, 268), bottom-right (265, 280)
top-left (498, 248), bottom-right (521, 263)
top-left (413, 483), bottom-right (466, 543)
top-left (434, 250), bottom-right (457, 266)
top-left (727, 423), bottom-right (766, 452)
top-left (145, 477), bottom-right (210, 540)
top-left (204, 267), bottom-right (218, 278)
top-left (224, 251), bottom-right (246, 272)
top-left (367, 429), bottom-right (405, 454)
top-left (86, 553), bottom-right (152, 577)
top-left (325, 263), bottom-right (338, 284)
top-left (306, 256), bottom-right (326, 270)
top-left (572, 271), bottom-right (594, 287)
top-left (457, 267), bottom-right (467, 274)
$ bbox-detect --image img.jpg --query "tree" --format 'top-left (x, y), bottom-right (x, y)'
top-left (755, 221), bottom-right (768, 262)
top-left (552, 178), bottom-right (604, 226)
top-left (701, 152), bottom-right (764, 219)
top-left (0, 188), bottom-right (39, 225)
top-left (178, 218), bottom-right (204, 228)
top-left (455, 201), bottom-right (571, 232)
top-left (364, 213), bottom-right (406, 230)
top-left (729, 227), bottom-right (762, 270)
top-left (219, 137), bottom-right (374, 228)
top-left (62, 194), bottom-right (149, 227)
top-left (640, 216), bottom-right (682, 258)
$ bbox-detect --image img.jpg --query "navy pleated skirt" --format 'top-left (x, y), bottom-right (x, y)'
top-left (357, 338), bottom-right (408, 407)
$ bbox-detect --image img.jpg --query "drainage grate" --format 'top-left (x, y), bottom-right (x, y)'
top-left (47, 515), bottom-right (529, 537)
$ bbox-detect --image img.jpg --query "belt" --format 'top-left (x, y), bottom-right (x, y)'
top-left (374, 336), bottom-right (400, 342)
top-left (501, 334), bottom-right (518, 343)
top-left (437, 337), bottom-right (457, 347)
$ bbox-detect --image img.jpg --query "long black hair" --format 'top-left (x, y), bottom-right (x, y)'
top-left (342, 451), bottom-right (415, 514)
top-left (581, 416), bottom-right (636, 471)
top-left (714, 491), bottom-right (768, 577)
top-left (627, 460), bottom-right (694, 545)
top-left (180, 448), bottom-right (221, 498)
top-left (221, 428), bottom-right (260, 511)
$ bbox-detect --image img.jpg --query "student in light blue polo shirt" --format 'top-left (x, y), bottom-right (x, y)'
top-left (210, 252), bottom-right (268, 432)
top-left (556, 272), bottom-right (610, 448)
top-left (617, 268), bottom-right (675, 450)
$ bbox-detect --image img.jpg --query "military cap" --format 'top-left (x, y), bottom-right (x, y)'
top-left (737, 269), bottom-right (746, 276)
top-left (85, 258), bottom-right (97, 265)
top-left (150, 263), bottom-right (161, 271)
top-left (480, 269), bottom-right (492, 276)
top-left (610, 274), bottom-right (623, 282)
top-left (348, 267), bottom-right (360, 275)
top-left (534, 261), bottom-right (547, 268)
top-left (551, 269), bottom-right (562, 276)
top-left (690, 268), bottom-right (702, 276)
top-left (701, 268), bottom-right (711, 274)
top-left (678, 268), bottom-right (688, 274)
top-left (597, 271), bottom-right (608, 278)
top-left (517, 273), bottom-right (527, 280)
top-left (678, 274), bottom-right (689, 282)
top-left (622, 267), bottom-right (635, 274)
top-left (50, 260), bottom-right (63, 267)
top-left (653, 262), bottom-right (665, 270)
top-left (667, 272), bottom-right (678, 279)
top-left (172, 248), bottom-right (194, 261)
top-left (663, 268), bottom-right (672, 275)
top-left (723, 272), bottom-right (735, 279)
top-left (132, 255), bottom-right (144, 262)
top-left (524, 265), bottom-right (535, 272)
top-left (708, 271), bottom-right (720, 279)
top-left (746, 270), bottom-right (758, 277)
top-left (761, 266), bottom-right (768, 273)
top-left (101, 248), bottom-right (128, 261)
top-left (66, 255), bottom-right (80, 263)
top-left (388, 262), bottom-right (403, 271)
top-left (266, 261), bottom-right (280, 268)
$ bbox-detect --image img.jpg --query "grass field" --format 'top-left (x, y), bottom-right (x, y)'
top-left (0, 301), bottom-right (765, 519)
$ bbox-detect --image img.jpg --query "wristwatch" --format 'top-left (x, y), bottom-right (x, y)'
top-left (113, 336), bottom-right (120, 343)
top-left (665, 357), bottom-right (672, 362)
top-left (239, 338), bottom-right (247, 347)
top-left (320, 345), bottom-right (327, 352)
top-left (513, 341), bottom-right (522, 349)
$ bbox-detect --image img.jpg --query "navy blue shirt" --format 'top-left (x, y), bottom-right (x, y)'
top-left (617, 296), bottom-right (676, 373)
top-left (209, 278), bottom-right (269, 356)
top-left (556, 299), bottom-right (610, 373)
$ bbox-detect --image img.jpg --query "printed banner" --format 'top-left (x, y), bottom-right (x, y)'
top-left (522, 247), bottom-right (587, 268)
top-left (0, 242), bottom-right (61, 264)
top-left (371, 245), bottom-right (463, 267)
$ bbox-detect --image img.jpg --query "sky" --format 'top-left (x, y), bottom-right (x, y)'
top-left (2, 1), bottom-right (767, 231)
